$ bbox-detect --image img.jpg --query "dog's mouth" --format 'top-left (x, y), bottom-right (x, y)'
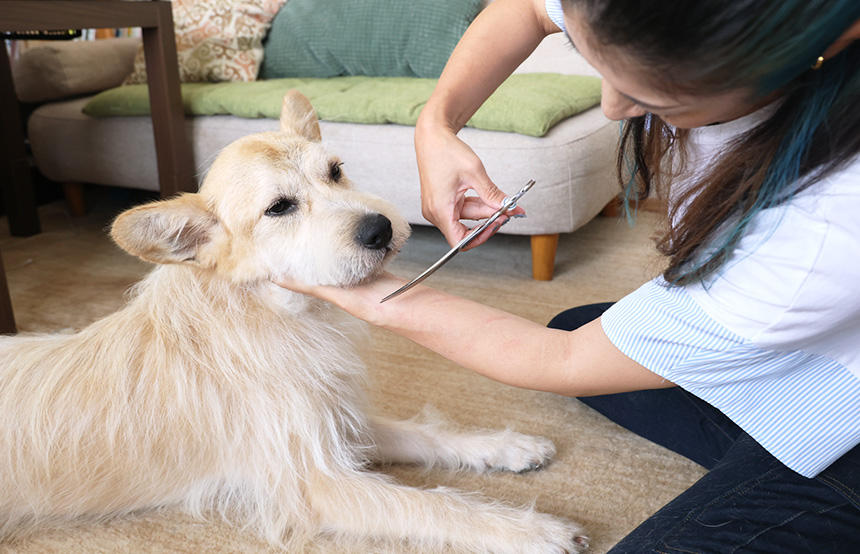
top-left (350, 242), bottom-right (400, 285)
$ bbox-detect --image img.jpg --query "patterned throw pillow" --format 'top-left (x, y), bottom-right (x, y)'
top-left (124, 0), bottom-right (286, 84)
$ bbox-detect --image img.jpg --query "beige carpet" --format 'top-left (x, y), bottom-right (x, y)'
top-left (0, 187), bottom-right (705, 553)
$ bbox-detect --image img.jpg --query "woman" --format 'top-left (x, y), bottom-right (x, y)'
top-left (277, 0), bottom-right (860, 550)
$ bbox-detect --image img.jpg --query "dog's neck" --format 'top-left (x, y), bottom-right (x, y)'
top-left (114, 264), bottom-right (366, 376)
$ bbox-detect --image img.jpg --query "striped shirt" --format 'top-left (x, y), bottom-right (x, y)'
top-left (545, 0), bottom-right (566, 32)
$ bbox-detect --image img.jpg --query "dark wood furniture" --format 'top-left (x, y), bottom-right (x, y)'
top-left (0, 0), bottom-right (195, 333)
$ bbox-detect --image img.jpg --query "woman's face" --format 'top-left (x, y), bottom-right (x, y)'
top-left (565, 12), bottom-right (770, 128)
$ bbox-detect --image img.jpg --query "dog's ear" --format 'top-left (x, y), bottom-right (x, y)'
top-left (110, 194), bottom-right (218, 266)
top-left (280, 89), bottom-right (321, 142)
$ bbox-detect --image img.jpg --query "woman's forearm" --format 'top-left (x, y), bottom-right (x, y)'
top-left (351, 278), bottom-right (672, 397)
top-left (374, 286), bottom-right (573, 392)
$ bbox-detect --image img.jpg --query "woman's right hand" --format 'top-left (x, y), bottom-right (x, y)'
top-left (414, 118), bottom-right (521, 249)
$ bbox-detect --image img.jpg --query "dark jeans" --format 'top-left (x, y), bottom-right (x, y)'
top-left (549, 303), bottom-right (860, 553)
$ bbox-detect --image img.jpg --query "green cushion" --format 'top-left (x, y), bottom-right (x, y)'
top-left (82, 74), bottom-right (602, 137)
top-left (259, 0), bottom-right (484, 79)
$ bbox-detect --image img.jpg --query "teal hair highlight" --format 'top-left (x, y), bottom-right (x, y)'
top-left (619, 121), bottom-right (639, 225)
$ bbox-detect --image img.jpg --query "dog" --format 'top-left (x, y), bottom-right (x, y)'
top-left (0, 91), bottom-right (588, 553)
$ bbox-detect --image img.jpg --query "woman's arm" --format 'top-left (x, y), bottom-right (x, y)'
top-left (278, 273), bottom-right (674, 397)
top-left (416, 0), bottom-right (561, 247)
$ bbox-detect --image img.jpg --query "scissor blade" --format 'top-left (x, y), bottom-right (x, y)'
top-left (379, 215), bottom-right (493, 303)
top-left (379, 247), bottom-right (461, 302)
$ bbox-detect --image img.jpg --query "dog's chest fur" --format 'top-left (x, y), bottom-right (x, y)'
top-left (0, 265), bottom-right (374, 486)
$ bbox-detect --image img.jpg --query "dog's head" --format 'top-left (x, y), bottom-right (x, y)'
top-left (111, 90), bottom-right (410, 288)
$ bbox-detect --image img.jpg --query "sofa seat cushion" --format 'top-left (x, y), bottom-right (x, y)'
top-left (82, 74), bottom-right (601, 138)
top-left (29, 97), bottom-right (619, 236)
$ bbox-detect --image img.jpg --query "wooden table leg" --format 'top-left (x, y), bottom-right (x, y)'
top-left (0, 43), bottom-right (40, 237)
top-left (141, 1), bottom-right (196, 197)
top-left (0, 251), bottom-right (16, 334)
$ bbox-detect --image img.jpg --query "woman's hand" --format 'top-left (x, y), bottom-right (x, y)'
top-left (273, 272), bottom-right (408, 325)
top-left (415, 118), bottom-right (521, 250)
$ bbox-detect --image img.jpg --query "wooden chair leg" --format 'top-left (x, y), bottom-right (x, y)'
top-left (63, 182), bottom-right (87, 217)
top-left (530, 233), bottom-right (559, 281)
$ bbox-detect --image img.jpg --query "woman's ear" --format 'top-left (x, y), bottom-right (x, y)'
top-left (110, 193), bottom-right (219, 266)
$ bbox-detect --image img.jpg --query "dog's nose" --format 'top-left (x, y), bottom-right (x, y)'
top-left (356, 213), bottom-right (393, 250)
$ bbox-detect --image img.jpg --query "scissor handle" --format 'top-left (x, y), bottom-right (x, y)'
top-left (456, 179), bottom-right (535, 251)
top-left (380, 179), bottom-right (536, 303)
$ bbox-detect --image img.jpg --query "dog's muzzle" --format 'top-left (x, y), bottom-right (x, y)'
top-left (356, 213), bottom-right (393, 250)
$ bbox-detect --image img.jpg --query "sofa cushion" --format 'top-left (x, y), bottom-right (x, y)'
top-left (83, 73), bottom-right (601, 138)
top-left (124, 0), bottom-right (286, 84)
top-left (259, 0), bottom-right (484, 79)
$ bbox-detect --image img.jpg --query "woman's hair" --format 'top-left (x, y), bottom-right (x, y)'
top-left (565, 0), bottom-right (860, 285)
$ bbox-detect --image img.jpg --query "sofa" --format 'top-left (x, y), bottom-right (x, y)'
top-left (14, 1), bottom-right (619, 280)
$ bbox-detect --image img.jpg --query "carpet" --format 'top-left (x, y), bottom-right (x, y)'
top-left (0, 187), bottom-right (705, 553)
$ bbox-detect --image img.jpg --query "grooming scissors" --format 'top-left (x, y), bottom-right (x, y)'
top-left (380, 179), bottom-right (535, 303)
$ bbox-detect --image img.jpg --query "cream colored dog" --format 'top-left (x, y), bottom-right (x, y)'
top-left (0, 91), bottom-right (587, 552)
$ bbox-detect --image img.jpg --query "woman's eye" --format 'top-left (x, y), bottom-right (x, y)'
top-left (329, 161), bottom-right (344, 182)
top-left (265, 198), bottom-right (297, 216)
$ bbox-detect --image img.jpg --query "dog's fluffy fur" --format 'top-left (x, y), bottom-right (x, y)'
top-left (0, 91), bottom-right (587, 552)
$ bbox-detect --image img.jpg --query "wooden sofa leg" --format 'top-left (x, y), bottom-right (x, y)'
top-left (62, 182), bottom-right (87, 217)
top-left (530, 234), bottom-right (559, 281)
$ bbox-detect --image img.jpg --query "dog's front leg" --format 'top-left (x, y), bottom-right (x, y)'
top-left (368, 411), bottom-right (555, 473)
top-left (309, 470), bottom-right (587, 553)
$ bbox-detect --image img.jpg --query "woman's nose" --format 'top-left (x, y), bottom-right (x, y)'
top-left (600, 80), bottom-right (647, 120)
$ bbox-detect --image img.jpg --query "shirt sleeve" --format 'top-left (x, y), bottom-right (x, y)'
top-left (545, 0), bottom-right (566, 31)
top-left (601, 278), bottom-right (860, 477)
top-left (684, 171), bottom-right (860, 379)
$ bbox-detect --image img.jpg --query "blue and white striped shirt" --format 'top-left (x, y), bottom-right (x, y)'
top-left (545, 0), bottom-right (566, 32)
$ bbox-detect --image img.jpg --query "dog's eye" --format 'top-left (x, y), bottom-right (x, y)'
top-left (329, 161), bottom-right (344, 182)
top-left (265, 197), bottom-right (297, 217)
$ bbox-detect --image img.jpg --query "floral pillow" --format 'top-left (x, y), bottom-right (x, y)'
top-left (124, 0), bottom-right (286, 84)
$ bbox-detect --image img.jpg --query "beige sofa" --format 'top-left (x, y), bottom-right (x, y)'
top-left (17, 32), bottom-right (618, 280)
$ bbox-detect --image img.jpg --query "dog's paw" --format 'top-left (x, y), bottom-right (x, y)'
top-left (531, 514), bottom-right (590, 554)
top-left (482, 431), bottom-right (556, 473)
top-left (507, 513), bottom-right (589, 554)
